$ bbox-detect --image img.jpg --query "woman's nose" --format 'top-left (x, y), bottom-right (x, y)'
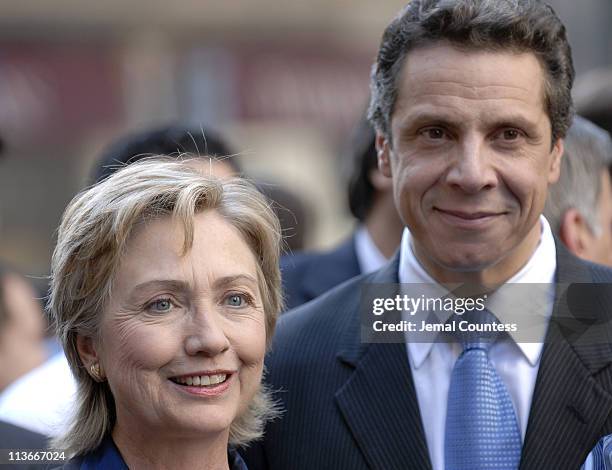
top-left (183, 308), bottom-right (230, 357)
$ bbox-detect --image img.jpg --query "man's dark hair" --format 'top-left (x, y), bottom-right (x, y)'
top-left (368, 0), bottom-right (574, 145)
top-left (345, 113), bottom-right (378, 222)
top-left (92, 125), bottom-right (239, 184)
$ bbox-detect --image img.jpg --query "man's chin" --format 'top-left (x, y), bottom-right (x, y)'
top-left (427, 248), bottom-right (502, 276)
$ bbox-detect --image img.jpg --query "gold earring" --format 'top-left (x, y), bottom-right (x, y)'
top-left (89, 363), bottom-right (103, 382)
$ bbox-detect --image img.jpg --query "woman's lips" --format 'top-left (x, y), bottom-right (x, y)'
top-left (168, 371), bottom-right (235, 397)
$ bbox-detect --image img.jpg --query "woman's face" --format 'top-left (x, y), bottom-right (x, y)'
top-left (94, 210), bottom-right (266, 440)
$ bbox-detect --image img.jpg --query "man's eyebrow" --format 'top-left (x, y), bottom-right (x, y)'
top-left (487, 114), bottom-right (539, 130)
top-left (396, 111), bottom-right (461, 130)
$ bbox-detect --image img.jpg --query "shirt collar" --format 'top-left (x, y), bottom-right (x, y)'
top-left (354, 225), bottom-right (389, 274)
top-left (400, 215), bottom-right (557, 369)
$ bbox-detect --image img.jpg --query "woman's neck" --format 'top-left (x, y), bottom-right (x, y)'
top-left (112, 424), bottom-right (230, 470)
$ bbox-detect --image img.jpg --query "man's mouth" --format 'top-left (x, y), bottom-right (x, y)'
top-left (433, 208), bottom-right (507, 228)
top-left (435, 208), bottom-right (502, 219)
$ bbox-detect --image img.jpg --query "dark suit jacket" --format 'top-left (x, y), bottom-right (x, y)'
top-left (0, 421), bottom-right (50, 469)
top-left (0, 420), bottom-right (48, 449)
top-left (243, 245), bottom-right (612, 470)
top-left (281, 236), bottom-right (360, 311)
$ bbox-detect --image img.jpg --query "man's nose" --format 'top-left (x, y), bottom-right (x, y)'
top-left (445, 137), bottom-right (497, 193)
top-left (183, 307), bottom-right (230, 357)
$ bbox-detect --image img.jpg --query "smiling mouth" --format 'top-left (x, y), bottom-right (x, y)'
top-left (433, 208), bottom-right (507, 228)
top-left (435, 208), bottom-right (502, 219)
top-left (169, 373), bottom-right (230, 387)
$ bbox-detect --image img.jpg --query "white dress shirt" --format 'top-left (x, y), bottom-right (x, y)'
top-left (354, 225), bottom-right (389, 274)
top-left (399, 216), bottom-right (557, 470)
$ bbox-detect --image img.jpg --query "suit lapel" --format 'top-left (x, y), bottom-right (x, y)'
top-left (520, 245), bottom-right (612, 469)
top-left (335, 342), bottom-right (432, 470)
top-left (334, 254), bottom-right (432, 470)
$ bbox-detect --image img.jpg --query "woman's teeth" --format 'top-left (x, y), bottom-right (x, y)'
top-left (173, 374), bottom-right (227, 386)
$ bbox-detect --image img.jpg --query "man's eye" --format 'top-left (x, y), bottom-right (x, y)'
top-left (146, 298), bottom-right (174, 313)
top-left (500, 128), bottom-right (522, 140)
top-left (422, 128), bottom-right (446, 139)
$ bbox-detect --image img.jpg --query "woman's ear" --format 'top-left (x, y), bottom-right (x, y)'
top-left (77, 334), bottom-right (105, 381)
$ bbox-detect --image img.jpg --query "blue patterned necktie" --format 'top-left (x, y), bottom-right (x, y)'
top-left (445, 310), bottom-right (522, 470)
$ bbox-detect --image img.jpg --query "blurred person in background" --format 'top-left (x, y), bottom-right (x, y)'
top-left (0, 265), bottom-right (59, 447)
top-left (544, 116), bottom-right (612, 266)
top-left (92, 124), bottom-right (239, 183)
top-left (281, 113), bottom-right (403, 309)
top-left (0, 265), bottom-right (46, 393)
top-left (0, 135), bottom-right (59, 450)
top-left (0, 263), bottom-right (76, 439)
top-left (574, 67), bottom-right (612, 135)
top-left (50, 158), bottom-right (281, 469)
top-left (0, 139), bottom-right (47, 393)
top-left (93, 124), bottom-right (309, 251)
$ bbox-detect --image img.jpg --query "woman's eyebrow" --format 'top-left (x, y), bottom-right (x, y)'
top-left (213, 274), bottom-right (258, 290)
top-left (130, 280), bottom-right (189, 296)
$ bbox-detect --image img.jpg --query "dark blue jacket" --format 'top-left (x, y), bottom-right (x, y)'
top-left (57, 436), bottom-right (248, 470)
top-left (281, 236), bottom-right (360, 311)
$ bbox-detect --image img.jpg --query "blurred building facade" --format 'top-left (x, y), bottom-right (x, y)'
top-left (0, 0), bottom-right (610, 288)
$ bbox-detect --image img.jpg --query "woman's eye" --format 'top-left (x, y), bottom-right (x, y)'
top-left (146, 298), bottom-right (174, 313)
top-left (224, 293), bottom-right (249, 308)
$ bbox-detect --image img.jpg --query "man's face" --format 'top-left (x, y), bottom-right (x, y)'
top-left (377, 43), bottom-right (563, 283)
top-left (582, 170), bottom-right (612, 266)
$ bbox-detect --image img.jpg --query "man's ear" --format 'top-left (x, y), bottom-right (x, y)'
top-left (375, 131), bottom-right (393, 178)
top-left (548, 138), bottom-right (564, 184)
top-left (369, 167), bottom-right (394, 191)
top-left (559, 208), bottom-right (592, 257)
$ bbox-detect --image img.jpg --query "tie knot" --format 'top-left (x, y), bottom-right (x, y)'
top-left (450, 309), bottom-right (501, 351)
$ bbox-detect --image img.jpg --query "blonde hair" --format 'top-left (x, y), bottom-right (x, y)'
top-left (48, 157), bottom-right (282, 456)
